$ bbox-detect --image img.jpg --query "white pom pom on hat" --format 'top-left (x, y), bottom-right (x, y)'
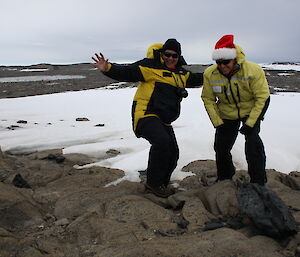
top-left (212, 35), bottom-right (237, 60)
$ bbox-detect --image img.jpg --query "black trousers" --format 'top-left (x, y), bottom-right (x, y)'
top-left (214, 119), bottom-right (267, 185)
top-left (136, 117), bottom-right (179, 187)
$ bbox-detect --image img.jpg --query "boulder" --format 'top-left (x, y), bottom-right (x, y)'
top-left (0, 183), bottom-right (43, 231)
top-left (0, 154), bottom-right (299, 257)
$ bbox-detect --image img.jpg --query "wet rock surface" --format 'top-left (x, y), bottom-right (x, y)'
top-left (0, 148), bottom-right (299, 257)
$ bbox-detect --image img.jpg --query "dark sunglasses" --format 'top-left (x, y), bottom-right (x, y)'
top-left (163, 52), bottom-right (179, 58)
top-left (216, 59), bottom-right (232, 65)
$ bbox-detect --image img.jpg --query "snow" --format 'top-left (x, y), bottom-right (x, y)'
top-left (260, 63), bottom-right (300, 71)
top-left (277, 73), bottom-right (294, 76)
top-left (0, 87), bottom-right (299, 184)
top-left (0, 75), bottom-right (86, 83)
top-left (20, 69), bottom-right (49, 72)
top-left (1, 68), bottom-right (18, 71)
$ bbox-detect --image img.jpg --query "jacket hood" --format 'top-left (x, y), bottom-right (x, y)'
top-left (146, 43), bottom-right (163, 59)
top-left (234, 44), bottom-right (246, 64)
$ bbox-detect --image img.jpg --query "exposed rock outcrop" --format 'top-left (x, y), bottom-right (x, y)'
top-left (0, 148), bottom-right (299, 257)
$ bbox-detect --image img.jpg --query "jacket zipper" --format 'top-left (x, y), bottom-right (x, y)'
top-left (178, 74), bottom-right (185, 88)
top-left (172, 72), bottom-right (185, 88)
top-left (172, 73), bottom-right (180, 88)
top-left (235, 83), bottom-right (241, 102)
top-left (229, 80), bottom-right (241, 119)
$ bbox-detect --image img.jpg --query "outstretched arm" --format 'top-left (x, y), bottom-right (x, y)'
top-left (186, 72), bottom-right (203, 88)
top-left (91, 52), bottom-right (145, 82)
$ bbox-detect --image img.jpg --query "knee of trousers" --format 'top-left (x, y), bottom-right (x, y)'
top-left (245, 137), bottom-right (265, 155)
top-left (152, 136), bottom-right (176, 148)
top-left (214, 146), bottom-right (233, 156)
top-left (214, 140), bottom-right (234, 154)
top-left (154, 143), bottom-right (179, 158)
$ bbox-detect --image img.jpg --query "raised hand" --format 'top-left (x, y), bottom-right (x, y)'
top-left (91, 53), bottom-right (109, 72)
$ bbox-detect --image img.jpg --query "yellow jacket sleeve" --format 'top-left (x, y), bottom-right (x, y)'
top-left (245, 67), bottom-right (270, 127)
top-left (201, 72), bottom-right (224, 128)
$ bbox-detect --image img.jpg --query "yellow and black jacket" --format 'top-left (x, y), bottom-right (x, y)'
top-left (201, 44), bottom-right (270, 128)
top-left (103, 44), bottom-right (203, 136)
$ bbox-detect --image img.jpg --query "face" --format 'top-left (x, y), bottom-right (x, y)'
top-left (161, 50), bottom-right (179, 69)
top-left (216, 59), bottom-right (236, 76)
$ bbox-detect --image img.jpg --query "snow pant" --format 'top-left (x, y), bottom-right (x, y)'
top-left (136, 116), bottom-right (179, 187)
top-left (214, 119), bottom-right (267, 186)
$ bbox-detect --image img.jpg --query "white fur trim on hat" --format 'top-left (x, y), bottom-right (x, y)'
top-left (212, 48), bottom-right (237, 60)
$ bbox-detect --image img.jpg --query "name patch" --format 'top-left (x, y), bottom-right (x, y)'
top-left (212, 86), bottom-right (223, 93)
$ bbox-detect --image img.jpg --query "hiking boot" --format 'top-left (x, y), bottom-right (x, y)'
top-left (144, 184), bottom-right (174, 198)
top-left (164, 182), bottom-right (181, 193)
top-left (138, 169), bottom-right (147, 176)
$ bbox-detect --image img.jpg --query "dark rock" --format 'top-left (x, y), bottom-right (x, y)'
top-left (16, 120), bottom-right (27, 124)
top-left (46, 154), bottom-right (56, 160)
top-left (106, 149), bottom-right (121, 156)
top-left (12, 174), bottom-right (31, 189)
top-left (203, 219), bottom-right (226, 231)
top-left (0, 183), bottom-right (43, 231)
top-left (76, 117), bottom-right (89, 121)
top-left (203, 216), bottom-right (244, 231)
top-left (55, 155), bottom-right (65, 163)
top-left (6, 125), bottom-right (21, 130)
top-left (172, 213), bottom-right (189, 229)
top-left (46, 154), bottom-right (65, 163)
top-left (237, 183), bottom-right (298, 239)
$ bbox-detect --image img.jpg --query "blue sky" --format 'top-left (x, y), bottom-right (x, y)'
top-left (1, 0), bottom-right (299, 65)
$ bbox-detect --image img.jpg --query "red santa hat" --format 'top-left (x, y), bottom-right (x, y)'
top-left (212, 35), bottom-right (237, 60)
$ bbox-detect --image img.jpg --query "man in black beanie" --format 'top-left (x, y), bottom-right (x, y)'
top-left (92, 39), bottom-right (203, 197)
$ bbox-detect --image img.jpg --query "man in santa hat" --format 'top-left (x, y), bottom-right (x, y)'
top-left (201, 35), bottom-right (270, 186)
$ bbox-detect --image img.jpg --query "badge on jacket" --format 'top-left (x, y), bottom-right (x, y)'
top-left (212, 86), bottom-right (223, 93)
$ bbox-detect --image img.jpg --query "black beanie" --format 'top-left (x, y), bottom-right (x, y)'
top-left (162, 38), bottom-right (181, 55)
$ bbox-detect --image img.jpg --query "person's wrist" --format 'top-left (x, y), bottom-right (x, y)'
top-left (103, 63), bottom-right (111, 72)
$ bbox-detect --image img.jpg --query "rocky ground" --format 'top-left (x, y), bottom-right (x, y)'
top-left (0, 64), bottom-right (113, 99)
top-left (0, 148), bottom-right (299, 257)
top-left (0, 63), bottom-right (299, 99)
top-left (0, 63), bottom-right (300, 256)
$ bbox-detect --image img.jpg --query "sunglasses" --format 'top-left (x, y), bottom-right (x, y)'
top-left (163, 52), bottom-right (179, 58)
top-left (216, 59), bottom-right (232, 65)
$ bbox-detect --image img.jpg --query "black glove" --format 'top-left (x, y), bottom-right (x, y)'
top-left (239, 124), bottom-right (253, 135)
